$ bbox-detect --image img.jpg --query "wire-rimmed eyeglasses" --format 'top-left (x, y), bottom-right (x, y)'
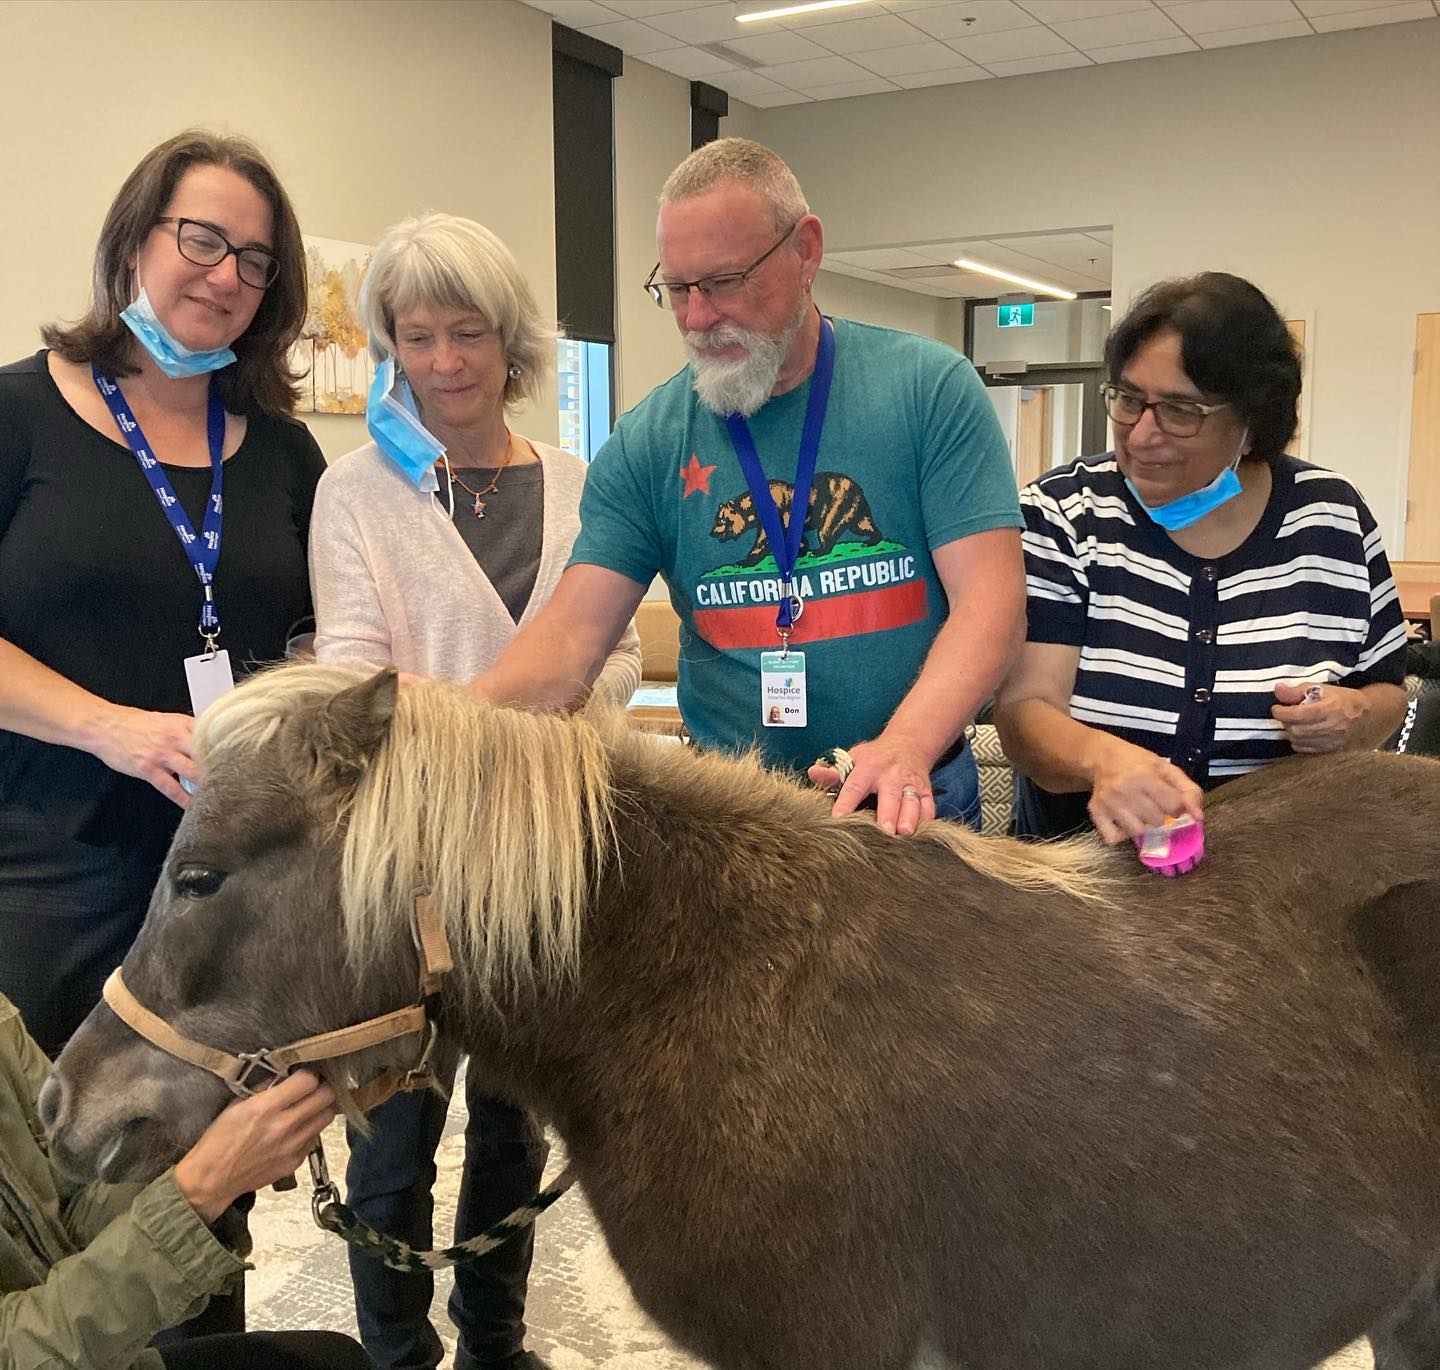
top-left (157, 217), bottom-right (280, 290)
top-left (1100, 382), bottom-right (1231, 439)
top-left (644, 222), bottom-right (799, 311)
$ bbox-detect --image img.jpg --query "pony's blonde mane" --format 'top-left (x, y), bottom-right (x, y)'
top-left (195, 664), bottom-right (613, 1000)
top-left (197, 666), bottom-right (1113, 1006)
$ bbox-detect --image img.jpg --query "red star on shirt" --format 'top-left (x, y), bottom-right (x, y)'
top-left (679, 454), bottom-right (718, 498)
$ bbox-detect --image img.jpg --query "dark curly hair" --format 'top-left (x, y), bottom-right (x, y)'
top-left (42, 129), bottom-right (306, 415)
top-left (1105, 272), bottom-right (1301, 461)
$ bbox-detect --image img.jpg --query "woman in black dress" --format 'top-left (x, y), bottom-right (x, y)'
top-left (0, 131), bottom-right (323, 1064)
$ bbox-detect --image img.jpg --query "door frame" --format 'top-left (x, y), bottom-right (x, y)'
top-left (978, 364), bottom-right (1108, 460)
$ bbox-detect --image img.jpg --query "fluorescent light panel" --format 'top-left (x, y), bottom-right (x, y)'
top-left (952, 258), bottom-right (1077, 301)
top-left (737, 0), bottom-right (873, 23)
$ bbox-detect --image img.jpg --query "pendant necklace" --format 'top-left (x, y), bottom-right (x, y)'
top-left (444, 434), bottom-right (516, 518)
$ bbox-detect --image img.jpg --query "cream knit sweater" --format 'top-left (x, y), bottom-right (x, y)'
top-left (310, 439), bottom-right (642, 706)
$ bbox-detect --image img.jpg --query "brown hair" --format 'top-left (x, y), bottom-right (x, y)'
top-left (42, 130), bottom-right (307, 415)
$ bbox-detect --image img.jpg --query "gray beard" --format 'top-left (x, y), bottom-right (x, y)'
top-left (685, 306), bottom-right (808, 418)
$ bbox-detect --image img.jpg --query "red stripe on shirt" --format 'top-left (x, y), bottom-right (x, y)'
top-left (692, 579), bottom-right (927, 650)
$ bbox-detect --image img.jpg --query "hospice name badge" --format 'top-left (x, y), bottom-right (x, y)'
top-left (184, 648), bottom-right (235, 718)
top-left (760, 650), bottom-right (807, 728)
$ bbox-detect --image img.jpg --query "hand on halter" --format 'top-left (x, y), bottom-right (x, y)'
top-left (84, 702), bottom-right (199, 808)
top-left (808, 733), bottom-right (937, 837)
top-left (173, 1071), bottom-right (338, 1224)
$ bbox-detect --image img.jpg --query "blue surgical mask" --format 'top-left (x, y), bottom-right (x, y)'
top-left (366, 356), bottom-right (445, 492)
top-left (1125, 429), bottom-right (1250, 532)
top-left (119, 273), bottom-right (237, 378)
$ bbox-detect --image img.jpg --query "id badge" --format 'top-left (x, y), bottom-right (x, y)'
top-left (760, 650), bottom-right (806, 728)
top-left (184, 648), bottom-right (235, 717)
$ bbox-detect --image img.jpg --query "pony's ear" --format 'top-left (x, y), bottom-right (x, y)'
top-left (295, 668), bottom-right (398, 788)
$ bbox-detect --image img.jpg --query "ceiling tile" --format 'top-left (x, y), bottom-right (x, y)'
top-left (755, 53), bottom-right (877, 84)
top-left (1308, 0), bottom-right (1437, 28)
top-left (647, 4), bottom-right (753, 44)
top-left (1051, 7), bottom-right (1184, 46)
top-left (903, 0), bottom-right (1043, 40)
top-left (1086, 230), bottom-right (1114, 245)
top-left (948, 24), bottom-right (1076, 60)
top-left (1295, 0), bottom-right (1413, 10)
top-left (891, 64), bottom-right (996, 84)
top-left (579, 18), bottom-right (679, 51)
top-left (1087, 33), bottom-right (1198, 58)
top-left (1193, 17), bottom-right (1313, 43)
top-left (991, 232), bottom-right (1111, 274)
top-left (641, 45), bottom-right (739, 77)
top-left (714, 68), bottom-right (806, 100)
top-left (795, 76), bottom-right (903, 96)
top-left (523, 0), bottom-right (619, 24)
top-left (1162, 0), bottom-right (1306, 35)
top-left (602, 0), bottom-right (699, 14)
top-left (1015, 0), bottom-right (1155, 19)
top-left (853, 39), bottom-right (981, 73)
top-left (980, 50), bottom-right (1094, 73)
top-left (831, 247), bottom-right (940, 268)
top-left (721, 28), bottom-right (829, 61)
top-left (791, 13), bottom-right (927, 50)
top-left (738, 87), bottom-right (816, 106)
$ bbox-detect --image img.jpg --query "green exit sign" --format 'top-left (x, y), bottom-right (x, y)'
top-left (997, 303), bottom-right (1034, 328)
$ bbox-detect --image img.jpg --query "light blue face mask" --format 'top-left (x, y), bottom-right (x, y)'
top-left (119, 274), bottom-right (237, 378)
top-left (366, 356), bottom-right (445, 492)
top-left (1125, 429), bottom-right (1250, 532)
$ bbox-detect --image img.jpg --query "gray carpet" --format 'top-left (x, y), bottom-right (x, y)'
top-left (248, 1070), bottom-right (1370, 1369)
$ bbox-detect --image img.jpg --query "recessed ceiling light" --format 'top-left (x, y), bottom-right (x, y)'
top-left (737, 0), bottom-right (874, 23)
top-left (952, 258), bottom-right (1077, 301)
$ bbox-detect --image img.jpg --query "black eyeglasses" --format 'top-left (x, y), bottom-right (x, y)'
top-left (645, 222), bottom-right (799, 311)
top-left (1100, 382), bottom-right (1231, 439)
top-left (157, 217), bottom-right (280, 290)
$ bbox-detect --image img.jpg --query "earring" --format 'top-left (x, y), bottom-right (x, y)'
top-left (507, 363), bottom-right (522, 380)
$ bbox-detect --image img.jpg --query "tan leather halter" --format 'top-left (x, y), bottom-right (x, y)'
top-left (102, 887), bottom-right (454, 1113)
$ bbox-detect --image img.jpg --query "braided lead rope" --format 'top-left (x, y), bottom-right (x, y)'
top-left (312, 1158), bottom-right (578, 1272)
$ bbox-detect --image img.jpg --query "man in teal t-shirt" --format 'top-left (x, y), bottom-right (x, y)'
top-left (472, 138), bottom-right (1024, 837)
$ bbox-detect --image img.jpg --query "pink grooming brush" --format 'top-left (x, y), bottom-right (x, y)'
top-left (1135, 815), bottom-right (1205, 877)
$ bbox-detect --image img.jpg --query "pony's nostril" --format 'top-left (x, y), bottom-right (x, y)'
top-left (96, 1115), bottom-right (153, 1183)
top-left (36, 1074), bottom-right (64, 1132)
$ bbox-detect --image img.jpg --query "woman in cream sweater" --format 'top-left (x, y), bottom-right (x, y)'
top-left (310, 213), bottom-right (640, 1370)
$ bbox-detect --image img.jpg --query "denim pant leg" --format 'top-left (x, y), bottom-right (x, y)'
top-left (450, 1066), bottom-right (549, 1368)
top-left (930, 742), bottom-right (982, 831)
top-left (345, 1086), bottom-right (450, 1370)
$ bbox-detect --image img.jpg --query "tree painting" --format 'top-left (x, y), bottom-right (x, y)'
top-left (292, 236), bottom-right (373, 414)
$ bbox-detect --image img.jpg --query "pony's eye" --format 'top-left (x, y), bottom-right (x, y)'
top-left (175, 867), bottom-right (226, 900)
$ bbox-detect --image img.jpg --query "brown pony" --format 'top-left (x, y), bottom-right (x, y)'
top-left (42, 665), bottom-right (1440, 1370)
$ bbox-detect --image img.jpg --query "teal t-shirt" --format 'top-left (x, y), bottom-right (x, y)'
top-left (570, 317), bottom-right (1020, 771)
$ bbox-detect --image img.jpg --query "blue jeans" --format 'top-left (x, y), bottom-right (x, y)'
top-left (345, 1066), bottom-right (547, 1369)
top-left (930, 740), bottom-right (982, 830)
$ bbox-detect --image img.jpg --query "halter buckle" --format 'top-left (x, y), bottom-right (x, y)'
top-left (230, 1051), bottom-right (285, 1097)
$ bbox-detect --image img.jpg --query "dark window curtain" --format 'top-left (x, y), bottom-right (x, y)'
top-left (552, 25), bottom-right (621, 345)
top-left (690, 81), bottom-right (728, 151)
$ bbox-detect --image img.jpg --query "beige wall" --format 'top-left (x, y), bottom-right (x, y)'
top-left (754, 20), bottom-right (1440, 554)
top-left (0, 0), bottom-right (560, 459)
top-left (814, 269), bottom-right (944, 338)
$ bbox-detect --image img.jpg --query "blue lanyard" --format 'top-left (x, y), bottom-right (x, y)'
top-left (722, 315), bottom-right (835, 637)
top-left (92, 365), bottom-right (226, 647)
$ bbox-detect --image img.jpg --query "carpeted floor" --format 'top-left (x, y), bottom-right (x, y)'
top-left (248, 1069), bottom-right (1371, 1370)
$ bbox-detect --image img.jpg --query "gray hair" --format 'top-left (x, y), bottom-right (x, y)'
top-left (659, 138), bottom-right (809, 235)
top-left (360, 213), bottom-right (555, 408)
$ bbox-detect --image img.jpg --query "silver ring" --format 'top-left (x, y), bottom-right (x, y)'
top-left (901, 786), bottom-right (921, 800)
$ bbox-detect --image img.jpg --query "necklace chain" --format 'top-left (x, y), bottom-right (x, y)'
top-left (442, 433), bottom-right (517, 518)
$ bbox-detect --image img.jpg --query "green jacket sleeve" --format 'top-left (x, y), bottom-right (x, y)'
top-left (0, 1170), bottom-right (246, 1370)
